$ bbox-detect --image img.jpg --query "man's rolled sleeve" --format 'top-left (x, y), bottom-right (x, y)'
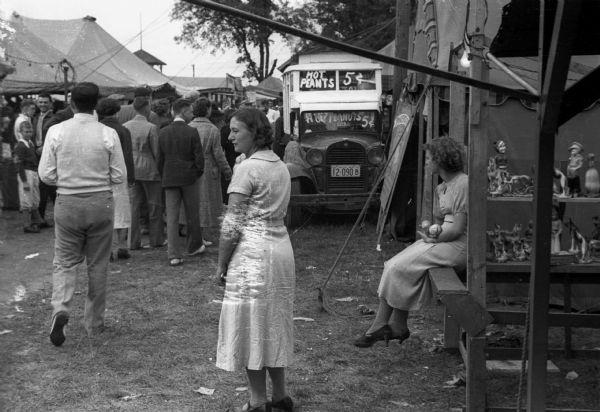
top-left (38, 126), bottom-right (58, 185)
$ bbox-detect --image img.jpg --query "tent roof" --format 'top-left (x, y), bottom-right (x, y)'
top-left (1, 14), bottom-right (188, 95)
top-left (133, 49), bottom-right (167, 66)
top-left (170, 75), bottom-right (243, 92)
top-left (257, 76), bottom-right (282, 92)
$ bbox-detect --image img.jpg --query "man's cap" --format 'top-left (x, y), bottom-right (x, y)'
top-left (96, 98), bottom-right (121, 116)
top-left (134, 86), bottom-right (152, 97)
top-left (568, 141), bottom-right (583, 152)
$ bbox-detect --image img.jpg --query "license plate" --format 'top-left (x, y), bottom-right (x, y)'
top-left (331, 165), bottom-right (361, 177)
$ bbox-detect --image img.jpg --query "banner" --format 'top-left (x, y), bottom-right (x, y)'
top-left (376, 101), bottom-right (415, 248)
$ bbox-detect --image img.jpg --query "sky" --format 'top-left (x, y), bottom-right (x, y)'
top-left (0, 0), bottom-right (294, 81)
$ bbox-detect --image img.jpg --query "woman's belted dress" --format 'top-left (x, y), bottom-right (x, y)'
top-left (216, 151), bottom-right (295, 372)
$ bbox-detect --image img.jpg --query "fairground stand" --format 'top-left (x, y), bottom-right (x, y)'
top-left (186, 1), bottom-right (599, 410)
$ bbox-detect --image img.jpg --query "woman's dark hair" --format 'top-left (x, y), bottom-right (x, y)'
top-left (232, 108), bottom-right (273, 149)
top-left (193, 97), bottom-right (211, 118)
top-left (425, 136), bottom-right (464, 173)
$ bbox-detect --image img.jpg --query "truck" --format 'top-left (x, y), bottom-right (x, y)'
top-left (281, 52), bottom-right (386, 226)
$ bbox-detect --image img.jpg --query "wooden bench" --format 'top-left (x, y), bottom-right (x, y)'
top-left (428, 267), bottom-right (494, 349)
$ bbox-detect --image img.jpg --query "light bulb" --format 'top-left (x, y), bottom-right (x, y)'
top-left (460, 49), bottom-right (471, 68)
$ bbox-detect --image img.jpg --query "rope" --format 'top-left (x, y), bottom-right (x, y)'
top-left (317, 79), bottom-right (431, 317)
top-left (516, 301), bottom-right (531, 411)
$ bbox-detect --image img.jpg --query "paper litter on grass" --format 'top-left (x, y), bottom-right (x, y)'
top-left (24, 253), bottom-right (39, 259)
top-left (0, 329), bottom-right (13, 335)
top-left (293, 317), bottom-right (315, 322)
top-left (194, 387), bottom-right (215, 396)
top-left (334, 296), bottom-right (356, 302)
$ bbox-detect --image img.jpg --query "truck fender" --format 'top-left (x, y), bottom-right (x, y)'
top-left (286, 163), bottom-right (316, 193)
top-left (286, 162), bottom-right (312, 181)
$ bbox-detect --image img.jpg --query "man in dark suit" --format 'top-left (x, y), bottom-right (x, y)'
top-left (157, 98), bottom-right (205, 266)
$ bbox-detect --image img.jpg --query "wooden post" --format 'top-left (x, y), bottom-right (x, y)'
top-left (450, 81), bottom-right (467, 144)
top-left (393, 0), bottom-right (411, 103)
top-left (528, 1), bottom-right (582, 409)
top-left (421, 88), bottom-right (434, 223)
top-left (466, 0), bottom-right (489, 410)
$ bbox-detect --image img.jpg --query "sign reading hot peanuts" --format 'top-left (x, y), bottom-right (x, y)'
top-left (299, 70), bottom-right (336, 91)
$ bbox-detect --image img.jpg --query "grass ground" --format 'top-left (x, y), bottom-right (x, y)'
top-left (0, 213), bottom-right (598, 411)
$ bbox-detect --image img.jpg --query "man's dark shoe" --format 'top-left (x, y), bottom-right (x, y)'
top-left (24, 225), bottom-right (40, 233)
top-left (50, 312), bottom-right (69, 346)
top-left (117, 249), bottom-right (131, 259)
top-left (39, 220), bottom-right (53, 228)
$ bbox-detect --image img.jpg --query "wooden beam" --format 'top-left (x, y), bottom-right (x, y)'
top-left (528, 1), bottom-right (583, 410)
top-left (184, 0), bottom-right (539, 102)
top-left (465, 2), bottom-right (489, 410)
top-left (558, 64), bottom-right (600, 125)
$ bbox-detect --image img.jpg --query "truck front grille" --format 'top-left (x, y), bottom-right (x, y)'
top-left (326, 141), bottom-right (367, 193)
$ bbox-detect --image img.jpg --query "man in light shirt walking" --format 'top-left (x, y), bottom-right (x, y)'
top-left (38, 82), bottom-right (126, 346)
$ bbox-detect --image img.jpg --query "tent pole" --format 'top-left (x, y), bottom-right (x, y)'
top-left (484, 51), bottom-right (539, 96)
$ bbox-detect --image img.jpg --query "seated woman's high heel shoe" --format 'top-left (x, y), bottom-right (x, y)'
top-left (271, 396), bottom-right (293, 411)
top-left (353, 325), bottom-right (392, 348)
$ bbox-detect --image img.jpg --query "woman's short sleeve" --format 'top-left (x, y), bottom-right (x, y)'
top-left (227, 160), bottom-right (253, 196)
top-left (451, 176), bottom-right (468, 215)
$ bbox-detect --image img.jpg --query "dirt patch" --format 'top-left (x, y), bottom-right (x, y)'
top-left (0, 216), bottom-right (598, 411)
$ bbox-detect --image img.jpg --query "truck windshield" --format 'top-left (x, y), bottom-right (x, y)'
top-left (301, 110), bottom-right (379, 135)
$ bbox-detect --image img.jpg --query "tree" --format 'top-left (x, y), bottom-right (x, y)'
top-left (300, 0), bottom-right (399, 51)
top-left (171, 0), bottom-right (309, 82)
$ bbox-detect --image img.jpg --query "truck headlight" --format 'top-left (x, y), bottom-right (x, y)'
top-left (367, 145), bottom-right (385, 165)
top-left (306, 148), bottom-right (324, 166)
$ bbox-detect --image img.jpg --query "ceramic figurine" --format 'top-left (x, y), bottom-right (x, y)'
top-left (584, 153), bottom-right (600, 197)
top-left (550, 206), bottom-right (562, 254)
top-left (553, 168), bottom-right (568, 197)
top-left (566, 141), bottom-right (584, 197)
top-left (566, 218), bottom-right (592, 263)
top-left (489, 140), bottom-right (510, 196)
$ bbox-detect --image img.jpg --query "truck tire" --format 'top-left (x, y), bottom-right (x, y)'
top-left (285, 178), bottom-right (303, 229)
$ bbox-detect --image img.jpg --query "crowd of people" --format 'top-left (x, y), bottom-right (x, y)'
top-left (1, 83), bottom-right (297, 412)
top-left (1, 82), bottom-right (468, 412)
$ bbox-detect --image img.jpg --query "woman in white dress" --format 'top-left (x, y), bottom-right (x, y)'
top-left (216, 108), bottom-right (295, 412)
top-left (355, 136), bottom-right (468, 348)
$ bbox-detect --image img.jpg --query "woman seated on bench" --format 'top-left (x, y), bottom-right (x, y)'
top-left (355, 136), bottom-right (468, 348)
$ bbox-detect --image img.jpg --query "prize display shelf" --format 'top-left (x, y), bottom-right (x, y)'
top-left (483, 193), bottom-right (600, 358)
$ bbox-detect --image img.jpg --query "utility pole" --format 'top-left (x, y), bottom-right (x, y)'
top-left (393, 0), bottom-right (411, 103)
top-left (139, 13), bottom-right (143, 50)
top-left (192, 64), bottom-right (195, 78)
top-left (60, 59), bottom-right (70, 102)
